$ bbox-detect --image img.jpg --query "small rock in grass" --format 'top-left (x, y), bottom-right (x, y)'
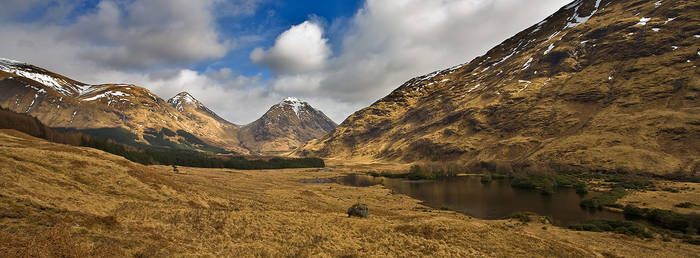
top-left (348, 204), bottom-right (369, 218)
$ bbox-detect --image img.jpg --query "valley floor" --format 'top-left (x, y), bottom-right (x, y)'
top-left (0, 129), bottom-right (698, 257)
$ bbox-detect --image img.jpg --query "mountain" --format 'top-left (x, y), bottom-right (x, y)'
top-left (238, 97), bottom-right (337, 155)
top-left (297, 0), bottom-right (700, 176)
top-left (0, 59), bottom-right (335, 155)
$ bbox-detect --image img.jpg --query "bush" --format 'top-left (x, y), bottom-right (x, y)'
top-left (623, 205), bottom-right (700, 234)
top-left (623, 205), bottom-right (646, 219)
top-left (480, 173), bottom-right (493, 184)
top-left (509, 173), bottom-right (585, 195)
top-left (662, 187), bottom-right (680, 193)
top-left (675, 202), bottom-right (694, 208)
top-left (569, 220), bottom-right (653, 238)
top-left (647, 209), bottom-right (690, 232)
top-left (607, 176), bottom-right (653, 190)
top-left (505, 211), bottom-right (538, 223)
top-left (405, 164), bottom-right (463, 180)
top-left (366, 171), bottom-right (409, 178)
top-left (580, 187), bottom-right (627, 209)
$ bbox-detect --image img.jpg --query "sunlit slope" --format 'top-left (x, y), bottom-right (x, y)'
top-left (297, 0), bottom-right (700, 176)
top-left (1, 129), bottom-right (697, 256)
top-left (0, 59), bottom-right (336, 155)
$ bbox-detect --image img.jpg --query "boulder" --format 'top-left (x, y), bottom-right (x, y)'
top-left (347, 204), bottom-right (369, 218)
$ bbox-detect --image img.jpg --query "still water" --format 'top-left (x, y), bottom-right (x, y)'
top-left (335, 174), bottom-right (625, 226)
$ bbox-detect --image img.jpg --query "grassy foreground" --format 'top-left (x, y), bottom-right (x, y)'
top-left (0, 130), bottom-right (698, 257)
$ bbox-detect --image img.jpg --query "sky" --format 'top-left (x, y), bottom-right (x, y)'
top-left (0, 0), bottom-right (573, 124)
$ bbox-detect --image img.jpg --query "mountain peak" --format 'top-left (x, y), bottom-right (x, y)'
top-left (0, 57), bottom-right (91, 96)
top-left (0, 57), bottom-right (24, 65)
top-left (278, 97), bottom-right (308, 117)
top-left (168, 92), bottom-right (203, 111)
top-left (282, 96), bottom-right (302, 103)
top-left (239, 97), bottom-right (337, 154)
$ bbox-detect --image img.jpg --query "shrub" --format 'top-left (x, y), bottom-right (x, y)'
top-left (622, 205), bottom-right (700, 234)
top-left (647, 209), bottom-right (690, 232)
top-left (509, 173), bottom-right (583, 195)
top-left (623, 205), bottom-right (646, 219)
top-left (569, 220), bottom-right (653, 238)
top-left (505, 211), bottom-right (538, 223)
top-left (662, 187), bottom-right (680, 193)
top-left (406, 164), bottom-right (463, 180)
top-left (480, 173), bottom-right (493, 184)
top-left (675, 202), bottom-right (694, 208)
top-left (580, 187), bottom-right (627, 209)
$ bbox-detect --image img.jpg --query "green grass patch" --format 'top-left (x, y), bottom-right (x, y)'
top-left (623, 205), bottom-right (700, 233)
top-left (580, 187), bottom-right (627, 209)
top-left (509, 173), bottom-right (587, 195)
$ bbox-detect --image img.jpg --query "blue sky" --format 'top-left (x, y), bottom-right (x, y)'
top-left (0, 0), bottom-right (571, 124)
top-left (204, 0), bottom-right (364, 79)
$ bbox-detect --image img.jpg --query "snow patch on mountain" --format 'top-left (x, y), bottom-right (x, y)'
top-left (0, 57), bottom-right (94, 96)
top-left (82, 90), bottom-right (130, 102)
top-left (281, 97), bottom-right (306, 117)
top-left (637, 17), bottom-right (651, 26)
top-left (564, 0), bottom-right (602, 29)
top-left (168, 92), bottom-right (205, 112)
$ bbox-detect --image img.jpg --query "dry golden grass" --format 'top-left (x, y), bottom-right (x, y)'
top-left (296, 0), bottom-right (700, 178)
top-left (619, 181), bottom-right (700, 214)
top-left (0, 129), bottom-right (698, 257)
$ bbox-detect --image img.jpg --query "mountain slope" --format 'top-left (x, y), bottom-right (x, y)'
top-left (297, 0), bottom-right (700, 176)
top-left (0, 59), bottom-right (335, 155)
top-left (238, 97), bottom-right (337, 155)
top-left (0, 58), bottom-right (247, 153)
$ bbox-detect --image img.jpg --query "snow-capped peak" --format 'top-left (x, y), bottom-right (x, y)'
top-left (283, 97), bottom-right (302, 103)
top-left (280, 97), bottom-right (307, 117)
top-left (168, 92), bottom-right (203, 112)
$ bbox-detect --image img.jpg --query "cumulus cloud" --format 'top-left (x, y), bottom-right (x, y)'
top-left (265, 0), bottom-right (573, 121)
top-left (64, 0), bottom-right (228, 69)
top-left (1, 0), bottom-right (577, 124)
top-left (0, 0), bottom-right (278, 123)
top-left (250, 21), bottom-right (331, 74)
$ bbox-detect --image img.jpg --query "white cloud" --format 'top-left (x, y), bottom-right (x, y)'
top-left (1, 0), bottom-right (577, 124)
top-left (263, 0), bottom-right (573, 122)
top-left (64, 0), bottom-right (229, 69)
top-left (250, 21), bottom-right (331, 74)
top-left (131, 69), bottom-right (279, 124)
top-left (0, 0), bottom-right (279, 124)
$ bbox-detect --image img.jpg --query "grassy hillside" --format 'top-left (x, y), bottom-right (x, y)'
top-left (0, 130), bottom-right (698, 256)
top-left (0, 106), bottom-right (324, 169)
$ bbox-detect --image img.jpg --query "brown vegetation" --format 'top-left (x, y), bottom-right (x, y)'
top-left (297, 0), bottom-right (700, 178)
top-left (1, 129), bottom-right (698, 256)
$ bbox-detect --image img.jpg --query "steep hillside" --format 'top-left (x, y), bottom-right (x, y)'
top-left (298, 0), bottom-right (700, 176)
top-left (239, 97), bottom-right (337, 155)
top-left (0, 59), bottom-right (336, 155)
top-left (0, 58), bottom-right (246, 153)
top-left (165, 92), bottom-right (245, 153)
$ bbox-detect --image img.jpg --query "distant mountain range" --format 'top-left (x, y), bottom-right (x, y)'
top-left (0, 58), bottom-right (336, 155)
top-left (296, 0), bottom-right (700, 176)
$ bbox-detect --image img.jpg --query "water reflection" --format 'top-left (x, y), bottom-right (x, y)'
top-left (339, 174), bottom-right (625, 226)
